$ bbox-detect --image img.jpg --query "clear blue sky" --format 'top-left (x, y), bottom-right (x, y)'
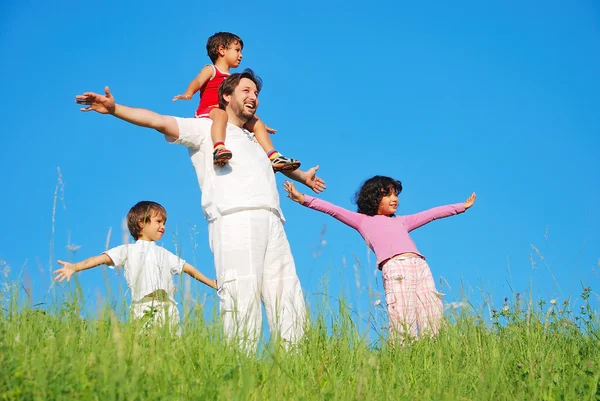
top-left (1, 1), bottom-right (599, 335)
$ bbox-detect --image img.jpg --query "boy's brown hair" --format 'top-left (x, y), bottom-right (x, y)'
top-left (206, 32), bottom-right (244, 63)
top-left (126, 201), bottom-right (167, 240)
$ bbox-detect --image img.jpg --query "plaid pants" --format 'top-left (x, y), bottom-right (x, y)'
top-left (382, 256), bottom-right (444, 340)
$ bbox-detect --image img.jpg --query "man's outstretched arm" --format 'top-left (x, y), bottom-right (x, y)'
top-left (75, 86), bottom-right (180, 140)
top-left (283, 165), bottom-right (326, 194)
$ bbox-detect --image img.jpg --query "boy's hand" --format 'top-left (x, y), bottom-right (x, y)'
top-left (75, 86), bottom-right (116, 114)
top-left (266, 125), bottom-right (277, 134)
top-left (464, 192), bottom-right (477, 209)
top-left (172, 94), bottom-right (193, 101)
top-left (283, 181), bottom-right (305, 203)
top-left (53, 261), bottom-right (77, 283)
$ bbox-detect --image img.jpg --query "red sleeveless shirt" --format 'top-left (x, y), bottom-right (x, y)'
top-left (196, 65), bottom-right (230, 115)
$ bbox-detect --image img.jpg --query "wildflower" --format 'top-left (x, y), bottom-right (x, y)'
top-left (373, 299), bottom-right (382, 307)
top-left (67, 244), bottom-right (81, 252)
top-left (502, 305), bottom-right (509, 312)
top-left (550, 299), bottom-right (557, 305)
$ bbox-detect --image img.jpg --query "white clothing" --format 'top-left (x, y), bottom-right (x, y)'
top-left (103, 240), bottom-right (185, 303)
top-left (170, 117), bottom-right (284, 222)
top-left (131, 297), bottom-right (181, 334)
top-left (168, 118), bottom-right (305, 349)
top-left (210, 209), bottom-right (306, 349)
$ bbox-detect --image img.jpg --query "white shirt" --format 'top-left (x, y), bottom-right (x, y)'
top-left (169, 117), bottom-right (284, 222)
top-left (103, 240), bottom-right (185, 303)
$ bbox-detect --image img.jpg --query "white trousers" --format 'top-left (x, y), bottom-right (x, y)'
top-left (210, 209), bottom-right (306, 351)
top-left (131, 298), bottom-right (180, 335)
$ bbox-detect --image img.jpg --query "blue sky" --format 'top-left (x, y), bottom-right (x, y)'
top-left (1, 1), bottom-right (599, 336)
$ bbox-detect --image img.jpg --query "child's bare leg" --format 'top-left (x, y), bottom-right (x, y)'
top-left (245, 116), bottom-right (300, 172)
top-left (209, 108), bottom-right (232, 166)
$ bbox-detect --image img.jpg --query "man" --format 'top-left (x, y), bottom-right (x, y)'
top-left (75, 69), bottom-right (325, 350)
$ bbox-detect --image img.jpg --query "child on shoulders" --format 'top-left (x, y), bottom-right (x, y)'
top-left (173, 31), bottom-right (300, 172)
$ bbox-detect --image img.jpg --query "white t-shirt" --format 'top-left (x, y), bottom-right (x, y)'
top-left (103, 240), bottom-right (185, 303)
top-left (168, 117), bottom-right (284, 222)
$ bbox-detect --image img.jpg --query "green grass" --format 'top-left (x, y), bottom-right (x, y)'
top-left (1, 287), bottom-right (599, 401)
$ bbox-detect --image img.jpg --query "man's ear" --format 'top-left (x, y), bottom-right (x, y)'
top-left (222, 93), bottom-right (231, 105)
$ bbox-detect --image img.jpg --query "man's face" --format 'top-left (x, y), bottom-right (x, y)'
top-left (228, 78), bottom-right (259, 122)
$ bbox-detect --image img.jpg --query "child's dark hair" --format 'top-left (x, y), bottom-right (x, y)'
top-left (127, 201), bottom-right (167, 240)
top-left (354, 176), bottom-right (403, 216)
top-left (218, 68), bottom-right (263, 109)
top-left (206, 32), bottom-right (244, 63)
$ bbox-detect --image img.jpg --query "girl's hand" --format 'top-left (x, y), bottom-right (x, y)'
top-left (53, 261), bottom-right (77, 283)
top-left (283, 181), bottom-right (305, 203)
top-left (464, 192), bottom-right (477, 209)
top-left (266, 125), bottom-right (277, 134)
top-left (172, 94), bottom-right (193, 101)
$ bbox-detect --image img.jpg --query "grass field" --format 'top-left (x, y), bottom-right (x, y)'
top-left (1, 283), bottom-right (599, 401)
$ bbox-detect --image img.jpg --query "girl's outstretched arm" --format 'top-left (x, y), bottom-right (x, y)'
top-left (183, 263), bottom-right (217, 290)
top-left (53, 254), bottom-right (114, 283)
top-left (404, 192), bottom-right (476, 231)
top-left (172, 65), bottom-right (214, 101)
top-left (283, 181), bottom-right (364, 230)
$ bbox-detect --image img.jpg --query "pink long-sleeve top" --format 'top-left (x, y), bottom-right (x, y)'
top-left (302, 195), bottom-right (466, 266)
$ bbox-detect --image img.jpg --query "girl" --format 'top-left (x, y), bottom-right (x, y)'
top-left (283, 176), bottom-right (476, 341)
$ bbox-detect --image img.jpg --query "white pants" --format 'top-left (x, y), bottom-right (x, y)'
top-left (131, 298), bottom-right (180, 334)
top-left (210, 209), bottom-right (306, 351)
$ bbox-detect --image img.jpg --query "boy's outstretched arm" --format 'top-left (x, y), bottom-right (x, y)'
top-left (283, 165), bottom-right (326, 194)
top-left (75, 86), bottom-right (180, 140)
top-left (172, 65), bottom-right (214, 101)
top-left (54, 254), bottom-right (113, 283)
top-left (183, 263), bottom-right (217, 290)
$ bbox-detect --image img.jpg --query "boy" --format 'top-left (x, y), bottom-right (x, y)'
top-left (173, 31), bottom-right (300, 171)
top-left (53, 201), bottom-right (216, 331)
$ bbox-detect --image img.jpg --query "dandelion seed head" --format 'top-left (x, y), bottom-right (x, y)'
top-left (66, 244), bottom-right (81, 252)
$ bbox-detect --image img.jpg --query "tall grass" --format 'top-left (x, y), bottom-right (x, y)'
top-left (1, 283), bottom-right (599, 400)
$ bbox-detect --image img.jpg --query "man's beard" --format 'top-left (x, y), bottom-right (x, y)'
top-left (233, 99), bottom-right (256, 122)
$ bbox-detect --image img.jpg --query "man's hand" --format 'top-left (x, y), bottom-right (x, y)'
top-left (283, 181), bottom-right (305, 203)
top-left (266, 125), bottom-right (277, 134)
top-left (464, 192), bottom-right (477, 209)
top-left (75, 86), bottom-right (116, 114)
top-left (53, 261), bottom-right (77, 283)
top-left (302, 165), bottom-right (326, 194)
top-left (173, 94), bottom-right (193, 102)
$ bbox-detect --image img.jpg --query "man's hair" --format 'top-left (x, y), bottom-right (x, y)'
top-left (126, 201), bottom-right (167, 240)
top-left (354, 176), bottom-right (403, 216)
top-left (206, 32), bottom-right (244, 63)
top-left (218, 68), bottom-right (263, 110)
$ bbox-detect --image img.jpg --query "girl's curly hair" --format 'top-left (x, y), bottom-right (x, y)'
top-left (354, 176), bottom-right (403, 216)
